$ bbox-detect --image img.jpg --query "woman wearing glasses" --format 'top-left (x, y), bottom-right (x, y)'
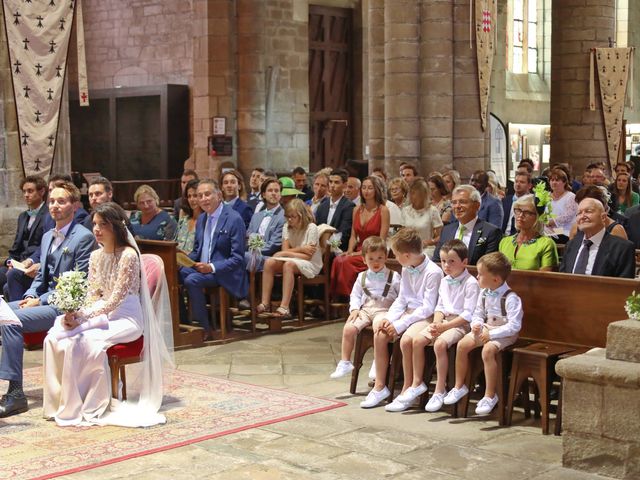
top-left (498, 194), bottom-right (559, 271)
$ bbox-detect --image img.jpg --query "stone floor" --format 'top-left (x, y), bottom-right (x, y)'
top-left (22, 323), bottom-right (612, 480)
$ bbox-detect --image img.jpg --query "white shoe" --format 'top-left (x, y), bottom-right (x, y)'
top-left (475, 395), bottom-right (499, 415)
top-left (443, 385), bottom-right (469, 405)
top-left (330, 360), bottom-right (354, 379)
top-left (368, 362), bottom-right (376, 380)
top-left (425, 391), bottom-right (446, 412)
top-left (396, 383), bottom-right (428, 403)
top-left (360, 386), bottom-right (391, 408)
top-left (385, 397), bottom-right (410, 412)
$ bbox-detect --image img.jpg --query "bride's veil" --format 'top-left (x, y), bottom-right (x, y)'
top-left (98, 230), bottom-right (175, 427)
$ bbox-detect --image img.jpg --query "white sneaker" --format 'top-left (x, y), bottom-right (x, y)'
top-left (385, 397), bottom-right (410, 412)
top-left (425, 391), bottom-right (446, 412)
top-left (475, 395), bottom-right (499, 415)
top-left (443, 385), bottom-right (469, 405)
top-left (360, 386), bottom-right (391, 408)
top-left (330, 360), bottom-right (354, 379)
top-left (396, 383), bottom-right (428, 403)
top-left (368, 362), bottom-right (376, 380)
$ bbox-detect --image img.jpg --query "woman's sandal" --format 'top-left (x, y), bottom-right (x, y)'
top-left (256, 303), bottom-right (271, 317)
top-left (272, 306), bottom-right (292, 319)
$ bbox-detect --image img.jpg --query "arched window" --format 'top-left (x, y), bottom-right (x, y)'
top-left (509, 0), bottom-right (538, 74)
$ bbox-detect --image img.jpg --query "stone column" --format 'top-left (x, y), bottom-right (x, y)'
top-left (192, 0), bottom-right (237, 179)
top-left (419, 0), bottom-right (454, 174)
top-left (366, 0), bottom-right (385, 172)
top-left (452, 0), bottom-right (488, 179)
top-left (550, 0), bottom-right (615, 175)
top-left (383, 0), bottom-right (420, 175)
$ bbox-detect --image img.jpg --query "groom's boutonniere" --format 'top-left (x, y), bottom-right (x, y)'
top-left (476, 236), bottom-right (487, 246)
top-left (62, 247), bottom-right (70, 255)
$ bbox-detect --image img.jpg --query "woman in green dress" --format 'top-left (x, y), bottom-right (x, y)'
top-left (499, 194), bottom-right (558, 271)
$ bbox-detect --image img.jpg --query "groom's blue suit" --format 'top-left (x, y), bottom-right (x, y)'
top-left (0, 222), bottom-right (96, 383)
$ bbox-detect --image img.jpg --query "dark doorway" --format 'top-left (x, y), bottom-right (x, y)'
top-left (309, 5), bottom-right (353, 172)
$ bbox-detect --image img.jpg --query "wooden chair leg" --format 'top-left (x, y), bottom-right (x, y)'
top-left (297, 276), bottom-right (304, 327)
top-left (554, 379), bottom-right (564, 436)
top-left (387, 340), bottom-right (402, 400)
top-left (219, 288), bottom-right (228, 339)
top-left (323, 280), bottom-right (330, 322)
top-left (249, 271), bottom-right (257, 333)
top-left (497, 352), bottom-right (506, 426)
top-left (110, 357), bottom-right (119, 399)
top-left (350, 328), bottom-right (373, 394)
top-left (120, 366), bottom-right (127, 401)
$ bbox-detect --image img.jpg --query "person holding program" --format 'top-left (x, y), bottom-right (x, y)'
top-left (360, 227), bottom-right (443, 409)
top-left (330, 236), bottom-right (400, 379)
top-left (443, 252), bottom-right (523, 416)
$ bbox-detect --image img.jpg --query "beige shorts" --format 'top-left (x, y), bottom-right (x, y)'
top-left (404, 316), bottom-right (468, 348)
top-left (347, 307), bottom-right (388, 332)
top-left (372, 308), bottom-right (417, 340)
top-left (465, 326), bottom-right (518, 351)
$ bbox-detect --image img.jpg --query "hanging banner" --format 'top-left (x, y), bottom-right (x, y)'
top-left (590, 47), bottom-right (634, 171)
top-left (75, 0), bottom-right (89, 106)
top-left (2, 0), bottom-right (76, 177)
top-left (475, 0), bottom-right (497, 131)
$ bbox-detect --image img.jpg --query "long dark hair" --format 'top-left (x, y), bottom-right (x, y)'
top-left (180, 178), bottom-right (200, 218)
top-left (92, 202), bottom-right (135, 249)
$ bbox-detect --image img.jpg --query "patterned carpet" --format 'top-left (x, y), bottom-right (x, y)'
top-left (0, 368), bottom-right (345, 480)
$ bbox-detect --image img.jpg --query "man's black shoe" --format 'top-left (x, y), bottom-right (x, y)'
top-left (0, 394), bottom-right (28, 418)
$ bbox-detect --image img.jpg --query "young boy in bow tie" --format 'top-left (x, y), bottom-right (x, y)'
top-left (443, 251), bottom-right (523, 416)
top-left (392, 239), bottom-right (480, 413)
top-left (360, 228), bottom-right (443, 409)
top-left (330, 236), bottom-right (400, 379)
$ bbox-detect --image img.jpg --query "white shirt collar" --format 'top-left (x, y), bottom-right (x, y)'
top-left (584, 227), bottom-right (606, 247)
top-left (330, 195), bottom-right (343, 207)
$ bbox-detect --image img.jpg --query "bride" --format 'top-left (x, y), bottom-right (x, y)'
top-left (43, 202), bottom-right (173, 427)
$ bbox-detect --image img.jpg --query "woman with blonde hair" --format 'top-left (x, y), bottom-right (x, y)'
top-left (388, 177), bottom-right (409, 208)
top-left (258, 199), bottom-right (323, 318)
top-left (442, 170), bottom-right (461, 200)
top-left (401, 178), bottom-right (443, 258)
top-left (331, 176), bottom-right (390, 297)
top-left (130, 184), bottom-right (177, 240)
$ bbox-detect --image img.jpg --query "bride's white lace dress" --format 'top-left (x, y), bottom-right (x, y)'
top-left (43, 247), bottom-right (144, 426)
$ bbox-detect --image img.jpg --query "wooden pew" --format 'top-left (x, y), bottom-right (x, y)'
top-left (137, 239), bottom-right (203, 348)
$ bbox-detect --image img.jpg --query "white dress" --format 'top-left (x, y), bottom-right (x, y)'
top-left (547, 191), bottom-right (577, 237)
top-left (271, 223), bottom-right (323, 278)
top-left (401, 204), bottom-right (443, 258)
top-left (43, 247), bottom-right (144, 426)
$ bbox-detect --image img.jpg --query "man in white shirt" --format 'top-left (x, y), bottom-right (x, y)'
top-left (559, 197), bottom-right (635, 277)
top-left (345, 177), bottom-right (362, 206)
top-left (314, 168), bottom-right (354, 251)
top-left (502, 172), bottom-right (532, 234)
top-left (433, 185), bottom-right (502, 265)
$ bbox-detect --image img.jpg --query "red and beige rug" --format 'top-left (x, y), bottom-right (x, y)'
top-left (0, 368), bottom-right (345, 480)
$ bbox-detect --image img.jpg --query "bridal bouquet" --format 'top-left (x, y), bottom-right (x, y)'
top-left (49, 269), bottom-right (89, 313)
top-left (247, 233), bottom-right (266, 272)
top-left (328, 232), bottom-right (343, 255)
top-left (625, 291), bottom-right (640, 321)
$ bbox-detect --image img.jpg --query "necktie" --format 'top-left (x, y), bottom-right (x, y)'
top-left (367, 271), bottom-right (386, 281)
top-left (457, 224), bottom-right (466, 240)
top-left (573, 239), bottom-right (593, 274)
top-left (200, 215), bottom-right (214, 264)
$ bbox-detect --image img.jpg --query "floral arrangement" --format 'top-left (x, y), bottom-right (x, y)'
top-left (328, 232), bottom-right (343, 254)
top-left (624, 291), bottom-right (640, 321)
top-left (48, 269), bottom-right (89, 313)
top-left (533, 181), bottom-right (555, 226)
top-left (247, 233), bottom-right (266, 272)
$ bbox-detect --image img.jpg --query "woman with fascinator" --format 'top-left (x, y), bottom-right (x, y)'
top-left (498, 188), bottom-right (559, 271)
top-left (43, 202), bottom-right (173, 427)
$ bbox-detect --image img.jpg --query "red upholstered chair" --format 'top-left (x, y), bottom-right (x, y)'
top-left (107, 253), bottom-right (162, 399)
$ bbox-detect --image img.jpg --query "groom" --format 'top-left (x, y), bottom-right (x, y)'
top-left (0, 182), bottom-right (96, 418)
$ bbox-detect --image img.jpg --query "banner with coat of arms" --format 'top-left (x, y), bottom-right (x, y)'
top-left (590, 47), bottom-right (635, 172)
top-left (2, 0), bottom-right (77, 177)
top-left (474, 0), bottom-right (497, 131)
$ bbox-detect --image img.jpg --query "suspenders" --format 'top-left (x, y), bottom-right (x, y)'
top-left (481, 289), bottom-right (514, 317)
top-left (361, 270), bottom-right (394, 300)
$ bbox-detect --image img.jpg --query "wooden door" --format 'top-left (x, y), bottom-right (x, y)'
top-left (309, 6), bottom-right (352, 172)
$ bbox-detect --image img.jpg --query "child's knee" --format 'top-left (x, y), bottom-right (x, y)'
top-left (400, 334), bottom-right (413, 350)
top-left (457, 336), bottom-right (473, 352)
top-left (433, 338), bottom-right (448, 354)
top-left (481, 343), bottom-right (498, 361)
top-left (343, 323), bottom-right (358, 337)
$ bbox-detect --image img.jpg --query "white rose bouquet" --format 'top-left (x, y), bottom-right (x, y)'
top-left (247, 233), bottom-right (266, 272)
top-left (328, 232), bottom-right (343, 255)
top-left (49, 269), bottom-right (89, 313)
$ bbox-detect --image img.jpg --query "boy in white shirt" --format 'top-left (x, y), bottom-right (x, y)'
top-left (330, 236), bottom-right (401, 379)
top-left (443, 252), bottom-right (523, 415)
top-left (360, 227), bottom-right (443, 409)
top-left (392, 239), bottom-right (480, 412)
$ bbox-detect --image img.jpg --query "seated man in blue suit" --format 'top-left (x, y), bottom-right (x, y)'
top-left (179, 179), bottom-right (247, 340)
top-left (471, 170), bottom-right (504, 229)
top-left (314, 168), bottom-right (354, 251)
top-left (221, 169), bottom-right (253, 229)
top-left (1, 176), bottom-right (47, 301)
top-left (433, 185), bottom-right (502, 265)
top-left (0, 182), bottom-right (96, 418)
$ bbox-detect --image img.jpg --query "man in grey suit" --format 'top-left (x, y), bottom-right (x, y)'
top-left (0, 182), bottom-right (96, 418)
top-left (433, 185), bottom-right (502, 265)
